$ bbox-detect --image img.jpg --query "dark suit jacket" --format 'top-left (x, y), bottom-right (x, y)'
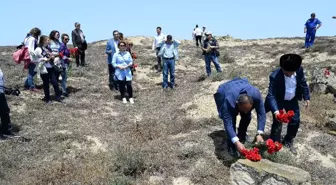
top-left (214, 78), bottom-right (266, 140)
top-left (265, 67), bottom-right (310, 113)
top-left (71, 29), bottom-right (86, 49)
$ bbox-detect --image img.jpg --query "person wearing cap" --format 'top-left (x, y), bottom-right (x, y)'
top-left (304, 13), bottom-right (322, 48)
top-left (214, 77), bottom-right (266, 157)
top-left (72, 22), bottom-right (87, 67)
top-left (157, 35), bottom-right (180, 89)
top-left (202, 32), bottom-right (222, 76)
top-left (152, 27), bottom-right (166, 73)
top-left (265, 54), bottom-right (310, 155)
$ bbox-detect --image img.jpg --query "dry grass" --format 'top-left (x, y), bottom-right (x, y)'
top-left (0, 36), bottom-right (335, 185)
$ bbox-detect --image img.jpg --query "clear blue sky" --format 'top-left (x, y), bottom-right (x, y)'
top-left (0, 0), bottom-right (335, 45)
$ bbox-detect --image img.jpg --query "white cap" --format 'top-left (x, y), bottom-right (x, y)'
top-left (206, 31), bottom-right (212, 35)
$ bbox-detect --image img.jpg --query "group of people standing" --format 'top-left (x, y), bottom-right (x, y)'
top-left (22, 22), bottom-right (87, 104)
top-left (106, 30), bottom-right (136, 104)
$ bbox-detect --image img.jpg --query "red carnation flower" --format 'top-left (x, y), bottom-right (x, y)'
top-left (276, 110), bottom-right (295, 123)
top-left (241, 147), bottom-right (262, 162)
top-left (287, 110), bottom-right (294, 118)
top-left (275, 142), bottom-right (282, 151)
top-left (324, 69), bottom-right (330, 77)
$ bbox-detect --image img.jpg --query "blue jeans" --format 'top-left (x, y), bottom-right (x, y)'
top-left (205, 55), bottom-right (222, 76)
top-left (270, 99), bottom-right (300, 142)
top-left (305, 31), bottom-right (316, 48)
top-left (24, 63), bottom-right (36, 89)
top-left (61, 64), bottom-right (68, 93)
top-left (162, 59), bottom-right (175, 88)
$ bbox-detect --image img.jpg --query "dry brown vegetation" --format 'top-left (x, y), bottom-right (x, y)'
top-left (0, 36), bottom-right (336, 185)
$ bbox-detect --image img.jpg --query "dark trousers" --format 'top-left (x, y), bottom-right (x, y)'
top-left (119, 80), bottom-right (133, 98)
top-left (108, 64), bottom-right (118, 89)
top-left (196, 36), bottom-right (202, 47)
top-left (0, 93), bottom-right (10, 134)
top-left (226, 112), bottom-right (252, 149)
top-left (155, 47), bottom-right (162, 71)
top-left (76, 49), bottom-right (86, 66)
top-left (270, 99), bottom-right (300, 142)
top-left (41, 68), bottom-right (61, 101)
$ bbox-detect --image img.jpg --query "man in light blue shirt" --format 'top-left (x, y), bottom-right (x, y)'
top-left (304, 13), bottom-right (322, 48)
top-left (158, 35), bottom-right (180, 89)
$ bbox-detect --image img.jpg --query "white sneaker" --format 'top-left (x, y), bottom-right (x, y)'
top-left (129, 98), bottom-right (134, 104)
top-left (122, 98), bottom-right (127, 104)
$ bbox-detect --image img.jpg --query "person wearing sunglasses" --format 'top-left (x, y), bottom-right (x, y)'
top-left (59, 34), bottom-right (73, 97)
top-left (112, 41), bottom-right (134, 104)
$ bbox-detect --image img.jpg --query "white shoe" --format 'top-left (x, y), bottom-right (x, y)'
top-left (129, 98), bottom-right (134, 104)
top-left (122, 98), bottom-right (127, 104)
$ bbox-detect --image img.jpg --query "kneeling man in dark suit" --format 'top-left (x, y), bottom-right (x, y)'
top-left (265, 54), bottom-right (310, 155)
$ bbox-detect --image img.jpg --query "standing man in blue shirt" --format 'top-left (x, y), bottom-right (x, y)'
top-left (214, 78), bottom-right (266, 156)
top-left (106, 30), bottom-right (120, 91)
top-left (158, 35), bottom-right (180, 89)
top-left (304, 13), bottom-right (322, 48)
top-left (265, 54), bottom-right (310, 155)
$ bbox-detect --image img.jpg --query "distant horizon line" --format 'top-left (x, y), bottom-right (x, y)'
top-left (1, 35), bottom-right (335, 47)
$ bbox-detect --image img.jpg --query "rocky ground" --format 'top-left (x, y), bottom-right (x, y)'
top-left (0, 36), bottom-right (335, 185)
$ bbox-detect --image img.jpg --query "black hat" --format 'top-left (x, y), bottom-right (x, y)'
top-left (280, 54), bottom-right (302, 72)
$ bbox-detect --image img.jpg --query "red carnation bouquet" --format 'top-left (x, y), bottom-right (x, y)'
top-left (240, 139), bottom-right (283, 162)
top-left (240, 147), bottom-right (262, 162)
top-left (69, 48), bottom-right (78, 58)
top-left (59, 48), bottom-right (78, 60)
top-left (276, 110), bottom-right (295, 124)
top-left (265, 139), bottom-right (282, 154)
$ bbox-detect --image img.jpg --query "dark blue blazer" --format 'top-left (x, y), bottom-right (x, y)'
top-left (106, 39), bottom-right (119, 65)
top-left (265, 67), bottom-right (310, 113)
top-left (214, 78), bottom-right (266, 140)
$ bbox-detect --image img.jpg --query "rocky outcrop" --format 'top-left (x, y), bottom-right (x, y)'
top-left (230, 159), bottom-right (311, 185)
top-left (310, 68), bottom-right (336, 95)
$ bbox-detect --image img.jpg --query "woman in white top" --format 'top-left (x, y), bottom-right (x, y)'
top-left (34, 35), bottom-right (61, 103)
top-left (23, 27), bottom-right (41, 91)
top-left (49, 30), bottom-right (63, 78)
